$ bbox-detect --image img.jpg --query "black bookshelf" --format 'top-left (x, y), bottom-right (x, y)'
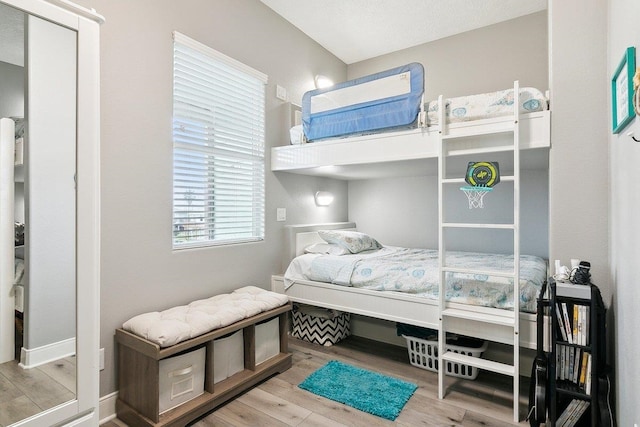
top-left (548, 278), bottom-right (602, 427)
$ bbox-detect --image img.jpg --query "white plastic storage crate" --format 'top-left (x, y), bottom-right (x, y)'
top-left (158, 346), bottom-right (205, 414)
top-left (403, 335), bottom-right (488, 380)
top-left (255, 317), bottom-right (280, 365)
top-left (211, 330), bottom-right (244, 383)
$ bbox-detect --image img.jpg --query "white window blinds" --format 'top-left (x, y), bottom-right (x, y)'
top-left (172, 32), bottom-right (267, 249)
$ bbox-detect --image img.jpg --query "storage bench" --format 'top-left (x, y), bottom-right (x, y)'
top-left (116, 288), bottom-right (292, 427)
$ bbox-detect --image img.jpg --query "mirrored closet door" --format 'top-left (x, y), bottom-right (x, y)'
top-left (0, 0), bottom-right (101, 425)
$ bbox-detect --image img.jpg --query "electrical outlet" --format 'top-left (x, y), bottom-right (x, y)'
top-left (276, 208), bottom-right (286, 221)
top-left (99, 348), bottom-right (105, 370)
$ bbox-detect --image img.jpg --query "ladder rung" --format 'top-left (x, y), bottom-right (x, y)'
top-left (441, 178), bottom-right (466, 184)
top-left (442, 222), bottom-right (514, 229)
top-left (441, 352), bottom-right (516, 376)
top-left (445, 145), bottom-right (516, 156)
top-left (442, 267), bottom-right (515, 278)
top-left (441, 308), bottom-right (515, 326)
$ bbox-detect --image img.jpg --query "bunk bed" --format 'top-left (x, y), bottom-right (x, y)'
top-left (272, 64), bottom-right (549, 180)
top-left (271, 222), bottom-right (544, 349)
top-left (271, 64), bottom-right (551, 421)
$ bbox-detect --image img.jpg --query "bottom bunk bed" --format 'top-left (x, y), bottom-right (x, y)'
top-left (271, 222), bottom-right (547, 350)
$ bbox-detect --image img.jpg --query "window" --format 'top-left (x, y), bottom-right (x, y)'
top-left (172, 32), bottom-right (267, 249)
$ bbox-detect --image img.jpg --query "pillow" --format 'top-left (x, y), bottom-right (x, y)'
top-left (304, 243), bottom-right (349, 256)
top-left (317, 230), bottom-right (382, 254)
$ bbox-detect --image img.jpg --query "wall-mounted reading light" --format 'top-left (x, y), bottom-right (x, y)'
top-left (314, 191), bottom-right (334, 206)
top-left (314, 75), bottom-right (334, 89)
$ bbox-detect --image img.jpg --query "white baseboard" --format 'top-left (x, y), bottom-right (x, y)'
top-left (19, 337), bottom-right (75, 369)
top-left (99, 391), bottom-right (118, 425)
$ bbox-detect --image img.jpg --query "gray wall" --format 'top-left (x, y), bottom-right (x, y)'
top-left (346, 12), bottom-right (549, 258)
top-left (348, 12), bottom-right (548, 99)
top-left (548, 2), bottom-right (609, 293)
top-left (608, 0), bottom-right (640, 424)
top-left (73, 0), bottom-right (348, 396)
top-left (349, 169), bottom-right (549, 258)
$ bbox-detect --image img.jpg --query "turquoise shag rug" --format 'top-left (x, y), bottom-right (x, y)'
top-left (298, 360), bottom-right (417, 421)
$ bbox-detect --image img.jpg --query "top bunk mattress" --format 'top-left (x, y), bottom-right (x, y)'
top-left (284, 246), bottom-right (547, 313)
top-left (296, 62), bottom-right (548, 144)
top-left (426, 87), bottom-right (547, 126)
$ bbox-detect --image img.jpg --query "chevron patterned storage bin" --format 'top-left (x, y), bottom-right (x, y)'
top-left (291, 304), bottom-right (350, 346)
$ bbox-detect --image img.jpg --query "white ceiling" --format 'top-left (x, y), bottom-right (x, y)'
top-left (260, 0), bottom-right (547, 64)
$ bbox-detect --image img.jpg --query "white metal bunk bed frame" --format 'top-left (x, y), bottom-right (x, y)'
top-left (271, 80), bottom-right (550, 422)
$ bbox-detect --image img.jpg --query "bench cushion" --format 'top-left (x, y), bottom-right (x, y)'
top-left (122, 286), bottom-right (289, 347)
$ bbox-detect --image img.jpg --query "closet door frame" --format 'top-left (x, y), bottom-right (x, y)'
top-left (3, 0), bottom-right (102, 426)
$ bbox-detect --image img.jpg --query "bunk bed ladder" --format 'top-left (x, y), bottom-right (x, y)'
top-left (437, 81), bottom-right (521, 423)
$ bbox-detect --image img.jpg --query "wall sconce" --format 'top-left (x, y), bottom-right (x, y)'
top-left (314, 191), bottom-right (334, 206)
top-left (314, 75), bottom-right (334, 89)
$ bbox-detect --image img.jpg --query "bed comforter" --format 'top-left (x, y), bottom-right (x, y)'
top-left (284, 246), bottom-right (547, 313)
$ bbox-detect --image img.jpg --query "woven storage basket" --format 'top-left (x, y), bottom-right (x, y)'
top-left (291, 304), bottom-right (350, 346)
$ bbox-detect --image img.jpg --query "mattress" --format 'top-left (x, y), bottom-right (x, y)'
top-left (284, 246), bottom-right (547, 313)
top-left (426, 87), bottom-right (547, 125)
top-left (302, 62), bottom-right (425, 141)
top-left (294, 82), bottom-right (547, 144)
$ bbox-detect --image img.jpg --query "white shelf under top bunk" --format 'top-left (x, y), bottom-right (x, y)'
top-left (271, 110), bottom-right (550, 180)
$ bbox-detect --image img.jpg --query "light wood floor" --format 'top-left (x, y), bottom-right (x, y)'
top-left (0, 356), bottom-right (76, 427)
top-left (104, 336), bottom-right (532, 426)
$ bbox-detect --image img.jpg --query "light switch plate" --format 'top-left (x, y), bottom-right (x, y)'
top-left (276, 85), bottom-right (287, 101)
top-left (276, 208), bottom-right (286, 221)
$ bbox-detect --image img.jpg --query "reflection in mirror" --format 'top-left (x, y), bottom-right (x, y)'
top-left (0, 2), bottom-right (77, 425)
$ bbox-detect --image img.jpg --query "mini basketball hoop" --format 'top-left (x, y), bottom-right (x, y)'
top-left (460, 186), bottom-right (493, 209)
top-left (460, 161), bottom-right (500, 209)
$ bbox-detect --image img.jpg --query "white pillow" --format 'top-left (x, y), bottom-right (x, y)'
top-left (304, 243), bottom-right (349, 256)
top-left (317, 230), bottom-right (382, 254)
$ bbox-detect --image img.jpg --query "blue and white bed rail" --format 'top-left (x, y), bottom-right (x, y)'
top-left (302, 63), bottom-right (425, 142)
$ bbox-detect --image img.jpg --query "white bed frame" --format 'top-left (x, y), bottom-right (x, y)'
top-left (271, 109), bottom-right (550, 180)
top-left (270, 222), bottom-right (539, 349)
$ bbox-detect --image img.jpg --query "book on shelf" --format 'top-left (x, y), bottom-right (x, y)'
top-left (580, 305), bottom-right (591, 346)
top-left (577, 306), bottom-right (584, 345)
top-left (585, 354), bottom-right (592, 395)
top-left (585, 305), bottom-right (590, 346)
top-left (563, 400), bottom-right (590, 427)
top-left (561, 302), bottom-right (573, 344)
top-left (556, 344), bottom-right (561, 380)
top-left (573, 305), bottom-right (580, 345)
top-left (579, 351), bottom-right (589, 389)
top-left (572, 348), bottom-right (581, 383)
top-left (556, 399), bottom-right (579, 426)
top-left (568, 346), bottom-right (575, 383)
top-left (556, 303), bottom-right (568, 341)
top-left (559, 345), bottom-right (565, 380)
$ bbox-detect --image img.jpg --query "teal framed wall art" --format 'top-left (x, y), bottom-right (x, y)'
top-left (612, 46), bottom-right (636, 134)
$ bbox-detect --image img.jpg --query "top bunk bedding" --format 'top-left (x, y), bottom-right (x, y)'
top-left (293, 62), bottom-right (548, 144)
top-left (284, 245), bottom-right (547, 314)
